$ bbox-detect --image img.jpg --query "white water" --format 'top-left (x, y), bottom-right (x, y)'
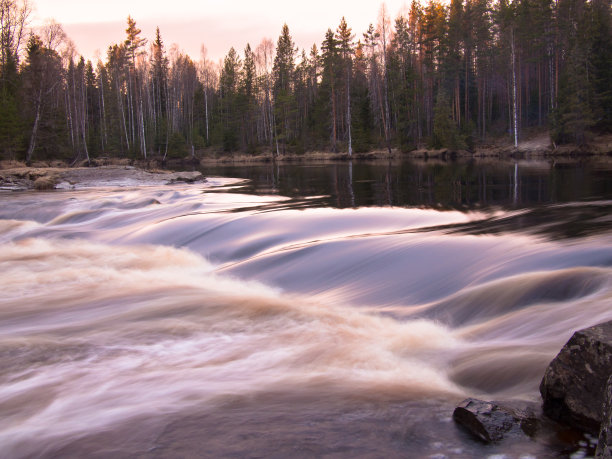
top-left (1, 179), bottom-right (611, 457)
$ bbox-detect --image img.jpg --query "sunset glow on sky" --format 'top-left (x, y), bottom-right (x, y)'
top-left (32, 0), bottom-right (409, 63)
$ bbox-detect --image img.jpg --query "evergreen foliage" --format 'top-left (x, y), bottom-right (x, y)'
top-left (1, 0), bottom-right (610, 162)
top-left (431, 88), bottom-right (466, 149)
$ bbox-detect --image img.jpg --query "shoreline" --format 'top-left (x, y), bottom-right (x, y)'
top-left (200, 133), bottom-right (612, 164)
top-left (0, 164), bottom-right (205, 191)
top-left (1, 134), bottom-right (611, 191)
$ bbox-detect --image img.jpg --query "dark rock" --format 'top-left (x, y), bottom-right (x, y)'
top-left (166, 171), bottom-right (203, 184)
top-left (540, 320), bottom-right (612, 434)
top-left (453, 398), bottom-right (538, 443)
top-left (597, 375), bottom-right (612, 458)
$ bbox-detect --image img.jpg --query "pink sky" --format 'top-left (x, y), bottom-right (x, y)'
top-left (32, 0), bottom-right (410, 63)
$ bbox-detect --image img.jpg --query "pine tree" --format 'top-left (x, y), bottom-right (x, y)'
top-left (320, 28), bottom-right (341, 152)
top-left (22, 34), bottom-right (65, 164)
top-left (389, 15), bottom-right (417, 150)
top-left (431, 87), bottom-right (465, 148)
top-left (125, 16), bottom-right (147, 68)
top-left (150, 27), bottom-right (169, 155)
top-left (336, 17), bottom-right (354, 155)
top-left (551, 51), bottom-right (593, 145)
top-left (219, 47), bottom-right (241, 151)
top-left (241, 43), bottom-right (257, 151)
top-left (124, 16), bottom-right (147, 157)
top-left (273, 24), bottom-right (296, 155)
top-left (351, 41), bottom-right (373, 152)
top-left (363, 23), bottom-right (383, 146)
top-left (588, 0), bottom-right (612, 130)
top-left (0, 50), bottom-right (21, 158)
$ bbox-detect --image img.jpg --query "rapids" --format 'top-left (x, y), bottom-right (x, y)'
top-left (0, 160), bottom-right (611, 458)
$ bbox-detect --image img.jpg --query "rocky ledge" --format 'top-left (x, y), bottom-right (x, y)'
top-left (0, 164), bottom-right (205, 190)
top-left (454, 320), bottom-right (612, 456)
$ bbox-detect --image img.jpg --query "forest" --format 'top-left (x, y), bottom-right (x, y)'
top-left (0, 0), bottom-right (611, 164)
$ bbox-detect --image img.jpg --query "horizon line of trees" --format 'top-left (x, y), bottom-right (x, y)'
top-left (1, 0), bottom-right (610, 164)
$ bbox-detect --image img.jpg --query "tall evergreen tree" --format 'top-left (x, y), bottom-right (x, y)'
top-left (219, 47), bottom-right (241, 151)
top-left (273, 24), bottom-right (296, 155)
top-left (22, 33), bottom-right (65, 163)
top-left (337, 17), bottom-right (354, 155)
top-left (320, 28), bottom-right (341, 152)
top-left (150, 27), bottom-right (169, 155)
top-left (241, 43), bottom-right (257, 151)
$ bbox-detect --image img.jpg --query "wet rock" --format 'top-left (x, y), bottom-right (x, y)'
top-left (166, 171), bottom-right (204, 184)
top-left (540, 320), bottom-right (612, 435)
top-left (453, 398), bottom-right (538, 443)
top-left (597, 376), bottom-right (612, 458)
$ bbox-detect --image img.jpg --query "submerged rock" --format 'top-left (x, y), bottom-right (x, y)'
top-left (540, 320), bottom-right (612, 435)
top-left (597, 376), bottom-right (612, 458)
top-left (453, 398), bottom-right (538, 443)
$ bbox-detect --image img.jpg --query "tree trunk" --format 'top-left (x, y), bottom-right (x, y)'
top-left (538, 61), bottom-right (542, 126)
top-left (65, 90), bottom-right (74, 149)
top-left (204, 88), bottom-right (209, 143)
top-left (347, 64), bottom-right (352, 157)
top-left (81, 70), bottom-right (90, 165)
top-left (99, 76), bottom-right (107, 152)
top-left (116, 77), bottom-right (129, 153)
top-left (331, 79), bottom-right (337, 152)
top-left (26, 94), bottom-right (42, 165)
top-left (511, 28), bottom-right (518, 148)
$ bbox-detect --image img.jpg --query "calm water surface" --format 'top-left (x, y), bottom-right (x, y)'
top-left (0, 158), bottom-right (611, 458)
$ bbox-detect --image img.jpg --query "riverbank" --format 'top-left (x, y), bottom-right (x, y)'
top-left (1, 132), bottom-right (611, 191)
top-left (198, 132), bottom-right (612, 163)
top-left (0, 162), bottom-right (204, 191)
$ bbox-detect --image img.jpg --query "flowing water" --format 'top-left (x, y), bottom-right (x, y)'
top-left (1, 159), bottom-right (611, 458)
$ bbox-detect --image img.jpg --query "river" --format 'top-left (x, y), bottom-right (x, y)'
top-left (1, 158), bottom-right (611, 458)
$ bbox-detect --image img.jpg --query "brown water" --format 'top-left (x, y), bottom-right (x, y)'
top-left (0, 160), bottom-right (611, 458)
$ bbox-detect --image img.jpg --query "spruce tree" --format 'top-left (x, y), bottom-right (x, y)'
top-left (220, 47), bottom-right (241, 151)
top-left (431, 88), bottom-right (465, 149)
top-left (241, 43), bottom-right (257, 151)
top-left (320, 28), bottom-right (341, 152)
top-left (273, 24), bottom-right (296, 155)
top-left (150, 27), bottom-right (169, 155)
top-left (336, 17), bottom-right (354, 155)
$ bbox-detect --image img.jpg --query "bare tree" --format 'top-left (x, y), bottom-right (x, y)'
top-left (0, 0), bottom-right (31, 70)
top-left (256, 38), bottom-right (275, 149)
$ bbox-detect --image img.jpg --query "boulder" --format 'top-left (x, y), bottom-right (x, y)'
top-left (597, 375), bottom-right (612, 458)
top-left (453, 398), bottom-right (538, 443)
top-left (166, 171), bottom-right (204, 184)
top-left (540, 320), bottom-right (612, 434)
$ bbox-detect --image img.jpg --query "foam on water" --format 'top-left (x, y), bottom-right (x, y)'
top-left (0, 238), bottom-right (462, 457)
top-left (0, 179), bottom-right (611, 457)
